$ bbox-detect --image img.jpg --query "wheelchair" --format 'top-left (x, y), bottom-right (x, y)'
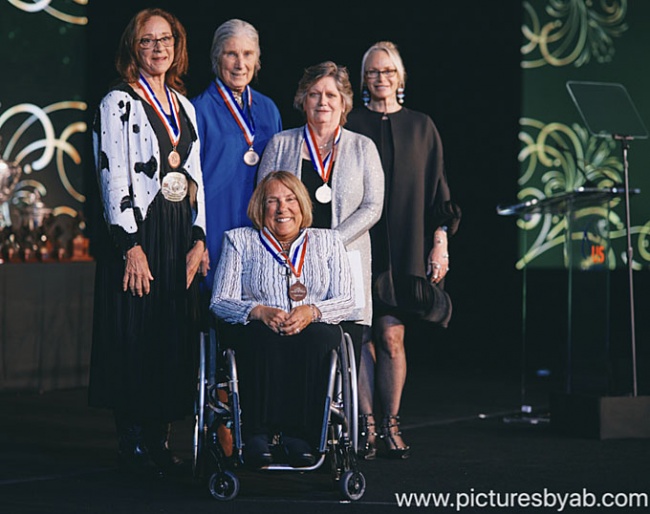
top-left (192, 324), bottom-right (366, 502)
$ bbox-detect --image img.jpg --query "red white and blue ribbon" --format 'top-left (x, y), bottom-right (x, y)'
top-left (304, 124), bottom-right (341, 184)
top-left (215, 78), bottom-right (255, 147)
top-left (138, 74), bottom-right (180, 147)
top-left (259, 227), bottom-right (308, 278)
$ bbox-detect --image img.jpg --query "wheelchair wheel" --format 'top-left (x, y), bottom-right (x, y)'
top-left (193, 332), bottom-right (208, 478)
top-left (208, 470), bottom-right (240, 501)
top-left (339, 470), bottom-right (366, 501)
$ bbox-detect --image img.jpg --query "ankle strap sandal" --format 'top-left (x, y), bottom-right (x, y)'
top-left (380, 415), bottom-right (411, 459)
top-left (358, 414), bottom-right (377, 460)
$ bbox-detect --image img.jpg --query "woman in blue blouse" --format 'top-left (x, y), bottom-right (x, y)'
top-left (192, 19), bottom-right (282, 293)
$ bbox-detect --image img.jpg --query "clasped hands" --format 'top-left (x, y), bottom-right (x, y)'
top-left (249, 304), bottom-right (314, 336)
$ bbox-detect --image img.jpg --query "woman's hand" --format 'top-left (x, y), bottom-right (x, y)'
top-left (123, 245), bottom-right (154, 296)
top-left (249, 305), bottom-right (290, 333)
top-left (427, 228), bottom-right (450, 284)
top-left (186, 240), bottom-right (205, 289)
top-left (281, 305), bottom-right (315, 336)
top-left (198, 248), bottom-right (210, 278)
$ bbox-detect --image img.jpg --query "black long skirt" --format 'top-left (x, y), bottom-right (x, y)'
top-left (223, 321), bottom-right (342, 447)
top-left (88, 194), bottom-right (200, 422)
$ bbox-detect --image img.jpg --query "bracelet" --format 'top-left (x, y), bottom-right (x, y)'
top-left (434, 225), bottom-right (448, 245)
top-left (310, 304), bottom-right (322, 323)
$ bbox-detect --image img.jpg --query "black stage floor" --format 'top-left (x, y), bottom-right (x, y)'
top-left (2, 363), bottom-right (649, 514)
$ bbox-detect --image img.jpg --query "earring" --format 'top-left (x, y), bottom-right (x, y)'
top-left (362, 86), bottom-right (370, 106)
top-left (397, 87), bottom-right (405, 104)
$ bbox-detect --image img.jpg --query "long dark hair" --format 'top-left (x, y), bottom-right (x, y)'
top-left (115, 8), bottom-right (188, 94)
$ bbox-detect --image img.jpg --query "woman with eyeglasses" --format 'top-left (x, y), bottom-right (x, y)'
top-left (346, 41), bottom-right (461, 460)
top-left (88, 8), bottom-right (206, 478)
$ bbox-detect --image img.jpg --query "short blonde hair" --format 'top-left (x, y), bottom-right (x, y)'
top-left (360, 41), bottom-right (407, 92)
top-left (293, 61), bottom-right (353, 126)
top-left (247, 171), bottom-right (313, 230)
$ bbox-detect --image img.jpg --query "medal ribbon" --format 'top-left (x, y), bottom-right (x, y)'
top-left (259, 227), bottom-right (308, 278)
top-left (138, 74), bottom-right (181, 147)
top-left (215, 78), bottom-right (255, 147)
top-left (304, 124), bottom-right (341, 184)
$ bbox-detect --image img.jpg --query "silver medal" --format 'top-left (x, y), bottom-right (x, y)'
top-left (315, 183), bottom-right (332, 204)
top-left (243, 148), bottom-right (260, 166)
top-left (161, 171), bottom-right (188, 202)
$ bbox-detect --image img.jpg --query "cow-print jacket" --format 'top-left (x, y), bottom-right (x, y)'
top-left (93, 84), bottom-right (206, 252)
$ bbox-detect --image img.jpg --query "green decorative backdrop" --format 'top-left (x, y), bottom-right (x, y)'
top-left (0, 0), bottom-right (88, 248)
top-left (518, 0), bottom-right (650, 270)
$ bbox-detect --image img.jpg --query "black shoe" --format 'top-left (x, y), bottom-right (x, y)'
top-left (283, 436), bottom-right (316, 467)
top-left (380, 415), bottom-right (411, 460)
top-left (244, 434), bottom-right (273, 468)
top-left (358, 414), bottom-right (377, 460)
top-left (143, 422), bottom-right (185, 477)
top-left (115, 419), bottom-right (164, 479)
top-left (149, 447), bottom-right (186, 477)
top-left (117, 444), bottom-right (164, 479)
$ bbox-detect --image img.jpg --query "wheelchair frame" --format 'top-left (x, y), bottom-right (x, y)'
top-left (192, 326), bottom-right (366, 501)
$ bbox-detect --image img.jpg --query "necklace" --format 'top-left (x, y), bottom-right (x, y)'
top-left (318, 139), bottom-right (333, 151)
top-left (232, 91), bottom-right (243, 108)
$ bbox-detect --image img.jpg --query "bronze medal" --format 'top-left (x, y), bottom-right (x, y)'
top-left (288, 281), bottom-right (308, 301)
top-left (168, 149), bottom-right (181, 169)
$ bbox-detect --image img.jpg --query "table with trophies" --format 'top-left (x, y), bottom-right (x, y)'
top-left (0, 153), bottom-right (94, 392)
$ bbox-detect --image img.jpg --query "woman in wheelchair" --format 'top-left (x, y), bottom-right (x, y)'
top-left (210, 171), bottom-right (355, 468)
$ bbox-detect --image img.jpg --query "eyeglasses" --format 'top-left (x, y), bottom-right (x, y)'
top-left (138, 35), bottom-right (175, 49)
top-left (365, 69), bottom-right (398, 79)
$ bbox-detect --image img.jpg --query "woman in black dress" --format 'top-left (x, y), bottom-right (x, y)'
top-left (347, 41), bottom-right (460, 460)
top-left (88, 8), bottom-right (207, 477)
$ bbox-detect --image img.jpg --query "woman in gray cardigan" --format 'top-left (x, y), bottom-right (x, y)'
top-left (257, 61), bottom-right (384, 358)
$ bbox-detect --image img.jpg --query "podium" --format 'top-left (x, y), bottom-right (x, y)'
top-left (499, 81), bottom-right (650, 438)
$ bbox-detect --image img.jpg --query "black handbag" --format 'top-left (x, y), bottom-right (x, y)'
top-left (372, 216), bottom-right (452, 326)
top-left (373, 270), bottom-right (452, 325)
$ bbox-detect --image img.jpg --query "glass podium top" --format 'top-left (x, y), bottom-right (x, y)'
top-left (496, 186), bottom-right (640, 217)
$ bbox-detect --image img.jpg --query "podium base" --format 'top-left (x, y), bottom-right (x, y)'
top-left (550, 393), bottom-right (650, 439)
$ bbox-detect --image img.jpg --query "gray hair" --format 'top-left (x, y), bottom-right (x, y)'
top-left (210, 19), bottom-right (261, 79)
top-left (360, 41), bottom-right (407, 92)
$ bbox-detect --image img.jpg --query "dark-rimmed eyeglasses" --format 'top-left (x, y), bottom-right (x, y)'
top-left (365, 69), bottom-right (398, 79)
top-left (139, 35), bottom-right (175, 49)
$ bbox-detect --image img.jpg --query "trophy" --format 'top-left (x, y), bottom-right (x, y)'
top-left (12, 189), bottom-right (52, 262)
top-left (0, 137), bottom-right (23, 262)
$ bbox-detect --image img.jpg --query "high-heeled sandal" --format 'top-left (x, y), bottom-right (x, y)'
top-left (358, 414), bottom-right (377, 460)
top-left (380, 415), bottom-right (411, 459)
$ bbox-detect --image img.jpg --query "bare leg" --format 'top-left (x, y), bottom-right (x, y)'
top-left (358, 336), bottom-right (377, 458)
top-left (358, 341), bottom-right (376, 415)
top-left (374, 315), bottom-right (409, 451)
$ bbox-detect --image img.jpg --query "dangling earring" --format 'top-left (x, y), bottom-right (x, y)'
top-left (362, 86), bottom-right (370, 106)
top-left (397, 86), bottom-right (405, 105)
